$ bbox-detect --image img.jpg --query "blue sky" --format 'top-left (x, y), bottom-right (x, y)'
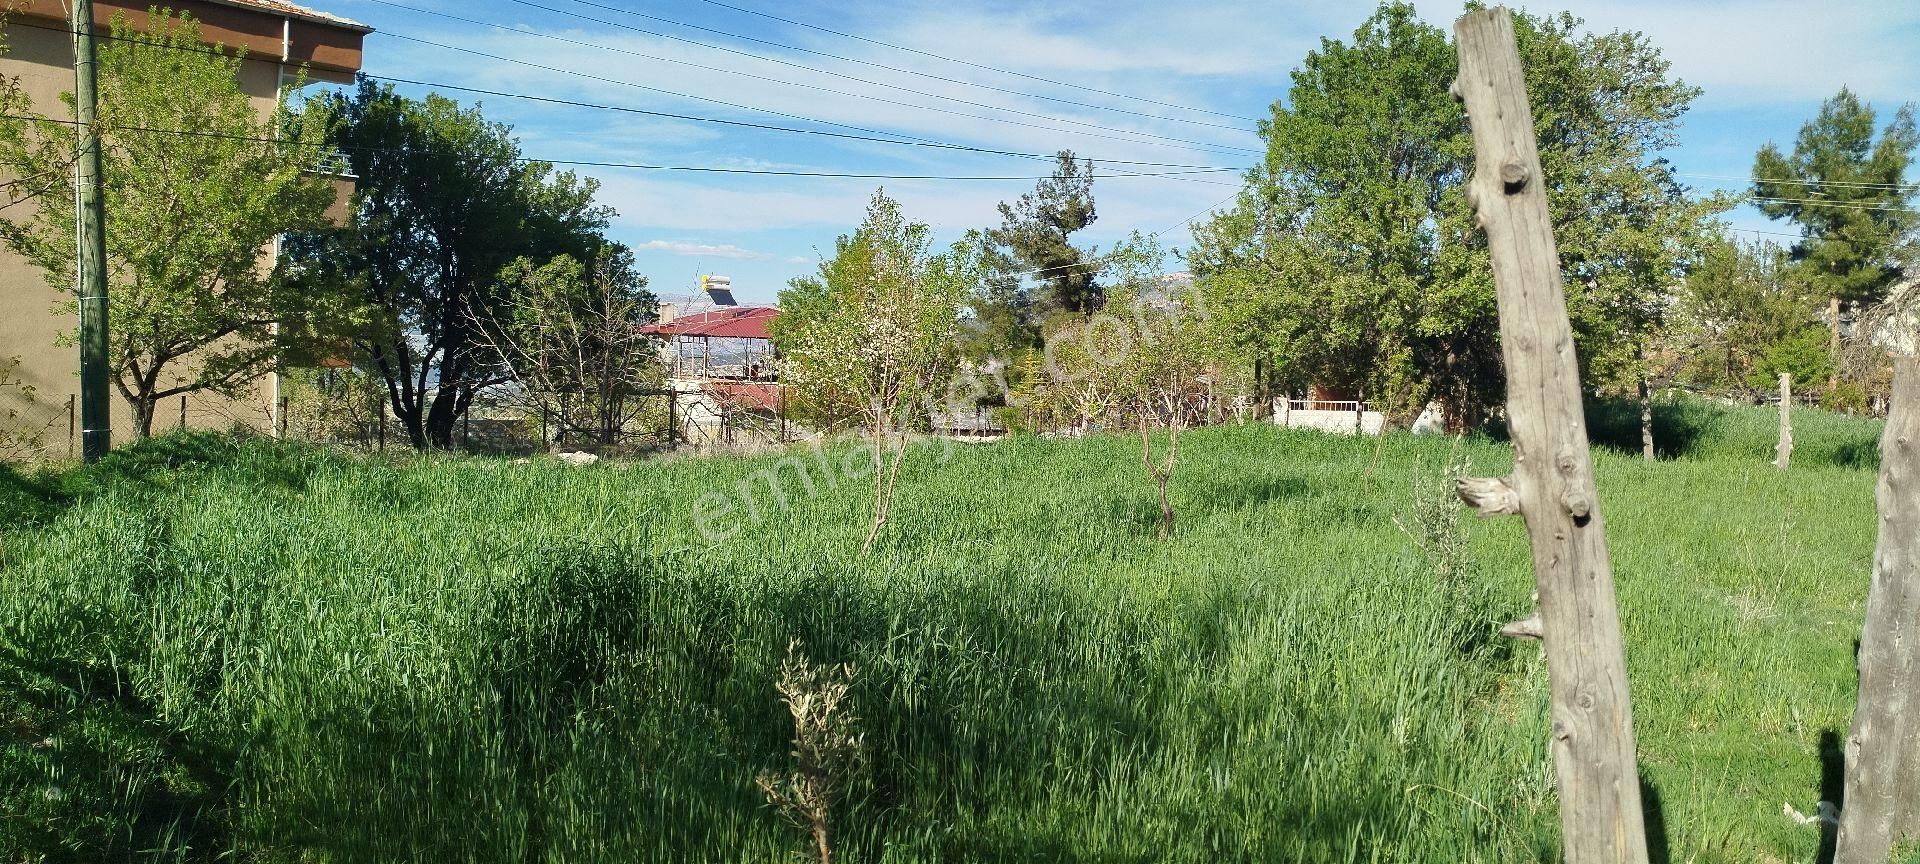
top-left (318, 0), bottom-right (1920, 305)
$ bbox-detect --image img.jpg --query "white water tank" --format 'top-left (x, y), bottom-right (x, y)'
top-left (701, 274), bottom-right (737, 306)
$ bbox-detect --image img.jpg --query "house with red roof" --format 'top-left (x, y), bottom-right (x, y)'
top-left (640, 275), bottom-right (788, 445)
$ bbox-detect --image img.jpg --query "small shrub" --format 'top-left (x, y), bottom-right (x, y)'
top-left (1395, 448), bottom-right (1503, 652)
top-left (757, 640), bottom-right (865, 864)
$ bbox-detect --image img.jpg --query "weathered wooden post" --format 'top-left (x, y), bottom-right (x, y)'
top-left (1835, 356), bottom-right (1920, 864)
top-left (1450, 9), bottom-right (1650, 863)
top-left (1775, 372), bottom-right (1793, 470)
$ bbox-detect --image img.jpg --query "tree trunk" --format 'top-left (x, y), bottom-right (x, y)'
top-left (132, 395), bottom-right (156, 439)
top-left (1638, 374), bottom-right (1653, 462)
top-left (425, 386), bottom-right (461, 450)
top-left (1775, 372), bottom-right (1793, 470)
top-left (1834, 357), bottom-right (1920, 864)
top-left (1139, 415), bottom-right (1177, 538)
top-left (1452, 11), bottom-right (1650, 864)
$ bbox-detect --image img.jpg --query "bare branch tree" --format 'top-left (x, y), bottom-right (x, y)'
top-left (472, 246), bottom-right (662, 449)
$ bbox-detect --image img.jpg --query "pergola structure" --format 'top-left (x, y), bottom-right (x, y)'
top-left (638, 305), bottom-right (785, 443)
top-left (642, 306), bottom-right (780, 382)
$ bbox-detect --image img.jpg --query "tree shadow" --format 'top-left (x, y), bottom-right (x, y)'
top-left (1641, 768), bottom-right (1672, 864)
top-left (1, 431), bottom-right (323, 530)
top-left (1827, 438), bottom-right (1881, 471)
top-left (0, 642), bottom-right (237, 862)
top-left (1574, 398), bottom-right (1728, 461)
top-left (1183, 472), bottom-right (1310, 510)
top-left (1818, 729), bottom-right (1846, 864)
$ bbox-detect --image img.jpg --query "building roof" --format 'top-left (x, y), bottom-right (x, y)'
top-left (704, 381), bottom-right (784, 412)
top-left (203, 0), bottom-right (371, 31)
top-left (642, 306), bottom-right (779, 340)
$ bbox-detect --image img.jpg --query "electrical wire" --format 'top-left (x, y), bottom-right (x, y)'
top-left (529, 0), bottom-right (1259, 132)
top-left (1, 19), bottom-right (1252, 174)
top-left (377, 27), bottom-right (1256, 170)
top-left (1677, 171), bottom-right (1919, 193)
top-left (1747, 195), bottom-right (1920, 213)
top-left (0, 112), bottom-right (1239, 180)
top-left (370, 72), bottom-right (1241, 186)
top-left (686, 0), bottom-right (1261, 125)
top-left (372, 28), bottom-right (1255, 161)
top-left (359, 0), bottom-right (1258, 156)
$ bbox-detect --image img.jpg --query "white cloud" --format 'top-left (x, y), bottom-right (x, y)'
top-left (360, 0), bottom-right (1915, 284)
top-left (369, 16), bottom-right (1264, 164)
top-left (1404, 0), bottom-right (1920, 107)
top-left (635, 240), bottom-right (780, 259)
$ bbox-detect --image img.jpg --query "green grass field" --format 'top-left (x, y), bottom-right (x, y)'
top-left (0, 398), bottom-right (1891, 862)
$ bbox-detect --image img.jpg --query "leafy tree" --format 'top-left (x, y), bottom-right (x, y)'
top-left (984, 150), bottom-right (1101, 321)
top-left (1018, 235), bottom-right (1224, 536)
top-left (280, 364), bottom-right (387, 446)
top-left (474, 245), bottom-right (661, 448)
top-left (771, 189), bottom-right (978, 553)
top-left (1752, 88), bottom-right (1918, 357)
top-left (1189, 3), bottom-right (1721, 430)
top-left (1667, 238), bottom-right (1830, 395)
top-left (287, 80), bottom-right (611, 450)
top-left (0, 10), bottom-right (340, 438)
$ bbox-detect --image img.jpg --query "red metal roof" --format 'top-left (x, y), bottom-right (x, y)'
top-left (642, 306), bottom-right (779, 340)
top-left (705, 381), bottom-right (784, 412)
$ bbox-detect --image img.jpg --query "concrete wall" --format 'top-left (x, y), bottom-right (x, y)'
top-left (0, 7), bottom-right (361, 452)
top-left (1273, 406), bottom-right (1387, 436)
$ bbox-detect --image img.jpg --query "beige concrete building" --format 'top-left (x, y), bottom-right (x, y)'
top-left (0, 0), bottom-right (367, 455)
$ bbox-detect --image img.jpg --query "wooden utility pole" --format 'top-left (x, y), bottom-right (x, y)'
top-left (1774, 373), bottom-right (1793, 470)
top-left (72, 0), bottom-right (112, 461)
top-left (1835, 356), bottom-right (1920, 864)
top-left (1450, 9), bottom-right (1650, 863)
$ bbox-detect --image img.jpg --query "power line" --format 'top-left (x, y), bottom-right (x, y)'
top-left (1, 19), bottom-right (1249, 174)
top-left (532, 0), bottom-right (1259, 134)
top-left (0, 112), bottom-right (1238, 180)
top-left (371, 73), bottom-right (1238, 186)
top-left (374, 30), bottom-right (1253, 177)
top-left (1678, 171), bottom-right (1919, 193)
top-left (972, 188), bottom-right (1244, 288)
top-left (507, 0), bottom-right (1254, 151)
top-left (1747, 195), bottom-right (1920, 213)
top-left (688, 0), bottom-right (1261, 125)
top-left (1152, 188), bottom-right (1244, 240)
top-left (361, 0), bottom-right (1258, 157)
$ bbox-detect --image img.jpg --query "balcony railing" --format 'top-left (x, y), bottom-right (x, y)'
top-left (309, 149), bottom-right (354, 178)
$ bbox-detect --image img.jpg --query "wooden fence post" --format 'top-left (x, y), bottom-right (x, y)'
top-left (1450, 9), bottom-right (1650, 863)
top-left (1835, 357), bottom-right (1920, 864)
top-left (1775, 372), bottom-right (1793, 470)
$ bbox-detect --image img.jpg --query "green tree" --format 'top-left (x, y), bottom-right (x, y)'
top-left (1669, 238), bottom-right (1829, 395)
top-left (1752, 88), bottom-right (1918, 358)
top-left (1034, 234), bottom-right (1222, 536)
top-left (474, 245), bottom-right (660, 448)
top-left (984, 150), bottom-right (1101, 321)
top-left (288, 80), bottom-right (611, 450)
top-left (1189, 3), bottom-right (1721, 429)
top-left (0, 10), bottom-right (340, 438)
top-left (772, 189), bottom-right (978, 553)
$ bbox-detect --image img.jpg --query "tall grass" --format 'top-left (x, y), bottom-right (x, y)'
top-left (0, 398), bottom-right (1885, 862)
